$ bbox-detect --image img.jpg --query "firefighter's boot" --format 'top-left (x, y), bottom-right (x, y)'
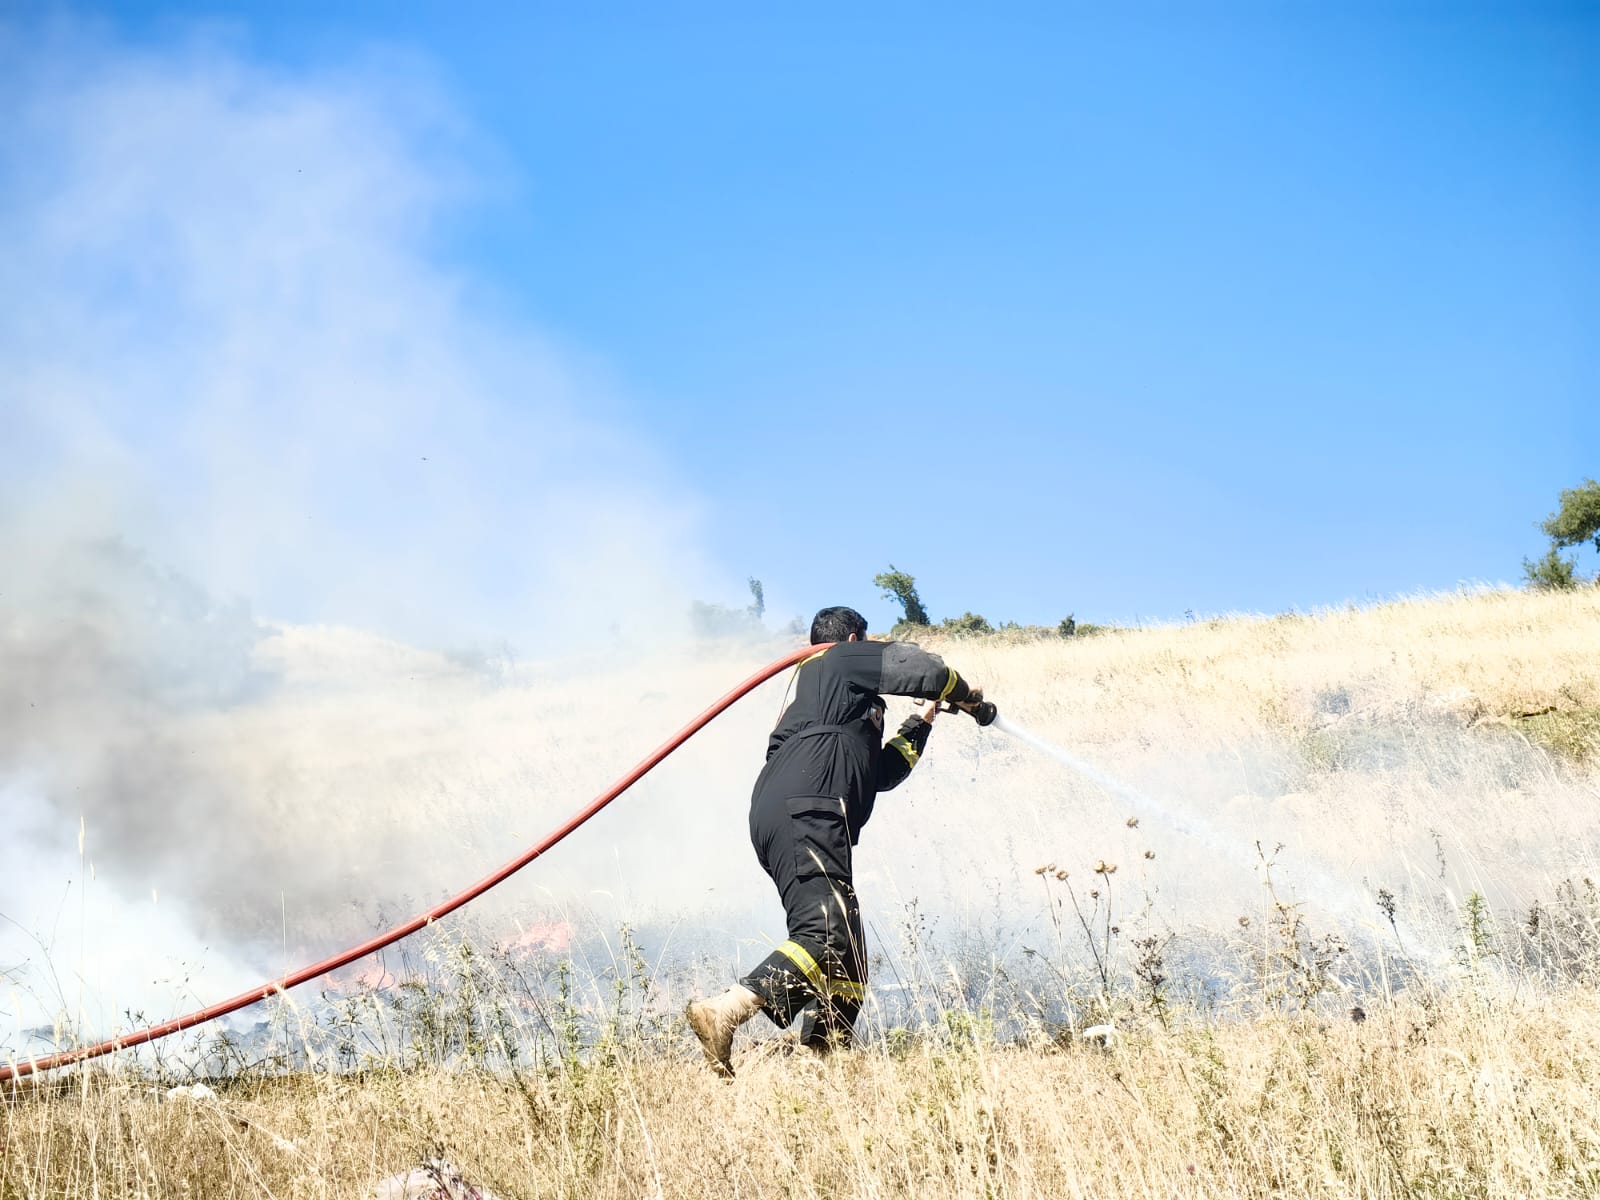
top-left (686, 985), bottom-right (763, 1078)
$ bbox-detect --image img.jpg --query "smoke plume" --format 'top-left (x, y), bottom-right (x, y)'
top-left (0, 23), bottom-right (766, 1034)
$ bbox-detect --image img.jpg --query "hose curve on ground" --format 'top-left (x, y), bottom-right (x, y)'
top-left (1, 642), bottom-right (830, 1083)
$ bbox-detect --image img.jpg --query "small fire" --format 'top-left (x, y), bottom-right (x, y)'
top-left (500, 918), bottom-right (572, 955)
top-left (324, 954), bottom-right (396, 993)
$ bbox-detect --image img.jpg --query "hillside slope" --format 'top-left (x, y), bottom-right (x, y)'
top-left (6, 588), bottom-right (1600, 1199)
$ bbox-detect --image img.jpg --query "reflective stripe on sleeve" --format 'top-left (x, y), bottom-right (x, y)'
top-left (938, 667), bottom-right (959, 702)
top-left (888, 735), bottom-right (919, 768)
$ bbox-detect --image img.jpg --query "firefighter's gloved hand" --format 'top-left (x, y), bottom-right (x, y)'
top-left (947, 684), bottom-right (983, 713)
top-left (893, 712), bottom-right (936, 762)
top-left (948, 686), bottom-right (998, 726)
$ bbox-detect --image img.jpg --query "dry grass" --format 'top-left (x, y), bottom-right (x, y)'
top-left (7, 989), bottom-right (1600, 1198)
top-left (947, 585), bottom-right (1600, 756)
top-left (6, 586), bottom-right (1600, 1198)
top-left (912, 586), bottom-right (1600, 937)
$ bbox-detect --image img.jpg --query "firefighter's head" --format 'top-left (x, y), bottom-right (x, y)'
top-left (810, 606), bottom-right (867, 644)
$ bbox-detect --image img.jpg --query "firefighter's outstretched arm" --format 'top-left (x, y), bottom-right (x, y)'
top-left (878, 643), bottom-right (981, 706)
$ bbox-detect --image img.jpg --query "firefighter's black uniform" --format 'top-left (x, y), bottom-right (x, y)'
top-left (739, 638), bottom-right (979, 1047)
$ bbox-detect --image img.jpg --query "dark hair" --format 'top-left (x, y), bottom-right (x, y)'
top-left (810, 606), bottom-right (868, 645)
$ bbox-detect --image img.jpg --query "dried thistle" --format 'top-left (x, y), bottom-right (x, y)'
top-left (1126, 817), bottom-right (1140, 828)
top-left (1377, 887), bottom-right (1397, 923)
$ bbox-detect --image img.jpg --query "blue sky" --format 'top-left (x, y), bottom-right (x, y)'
top-left (6, 3), bottom-right (1597, 636)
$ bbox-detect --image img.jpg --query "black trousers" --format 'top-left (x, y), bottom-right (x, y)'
top-left (740, 792), bottom-right (867, 1047)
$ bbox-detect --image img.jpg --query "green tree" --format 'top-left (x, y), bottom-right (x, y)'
top-left (873, 565), bottom-right (929, 627)
top-left (1540, 478), bottom-right (1600, 554)
top-left (1523, 547), bottom-right (1579, 591)
top-left (1524, 478), bottom-right (1599, 590)
top-left (747, 577), bottom-right (765, 619)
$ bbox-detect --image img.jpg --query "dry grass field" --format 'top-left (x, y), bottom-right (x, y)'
top-left (6, 988), bottom-right (1600, 1199)
top-left (5, 586), bottom-right (1599, 1198)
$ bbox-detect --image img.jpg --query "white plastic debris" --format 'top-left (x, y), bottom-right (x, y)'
top-left (1080, 1024), bottom-right (1118, 1048)
top-left (373, 1158), bottom-right (500, 1200)
top-left (165, 1082), bottom-right (219, 1102)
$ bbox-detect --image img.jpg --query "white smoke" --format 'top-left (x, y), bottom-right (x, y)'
top-left (0, 21), bottom-right (771, 1043)
top-left (1, 21), bottom-right (717, 648)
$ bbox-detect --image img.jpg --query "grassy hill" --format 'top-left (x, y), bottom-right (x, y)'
top-left (5, 587), bottom-right (1599, 1198)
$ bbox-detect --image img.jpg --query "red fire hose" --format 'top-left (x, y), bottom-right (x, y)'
top-left (1, 642), bottom-right (830, 1083)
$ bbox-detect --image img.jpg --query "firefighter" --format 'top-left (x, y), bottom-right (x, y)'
top-left (686, 605), bottom-right (985, 1076)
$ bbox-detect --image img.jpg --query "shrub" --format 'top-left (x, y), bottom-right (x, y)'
top-left (940, 612), bottom-right (993, 638)
top-left (1524, 547), bottom-right (1580, 591)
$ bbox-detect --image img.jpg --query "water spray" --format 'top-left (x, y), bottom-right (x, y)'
top-left (949, 703), bottom-right (1226, 854)
top-left (989, 713), bottom-right (1208, 842)
top-left (985, 711), bottom-right (1446, 968)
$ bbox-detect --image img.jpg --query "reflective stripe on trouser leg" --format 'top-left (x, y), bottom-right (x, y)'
top-left (740, 874), bottom-right (867, 1031)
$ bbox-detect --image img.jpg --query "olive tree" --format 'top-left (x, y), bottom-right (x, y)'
top-left (1524, 478), bottom-right (1600, 590)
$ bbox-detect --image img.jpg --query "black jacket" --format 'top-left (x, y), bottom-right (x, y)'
top-left (751, 640), bottom-right (977, 845)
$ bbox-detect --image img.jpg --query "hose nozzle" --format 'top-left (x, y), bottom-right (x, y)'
top-left (940, 699), bottom-right (998, 726)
